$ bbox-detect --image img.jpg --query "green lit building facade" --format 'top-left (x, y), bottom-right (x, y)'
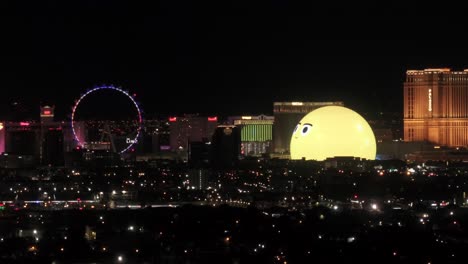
top-left (231, 115), bottom-right (274, 156)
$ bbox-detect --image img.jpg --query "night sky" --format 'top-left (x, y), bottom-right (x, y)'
top-left (2, 1), bottom-right (468, 120)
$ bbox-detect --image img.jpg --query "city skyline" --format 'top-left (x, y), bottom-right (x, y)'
top-left (2, 3), bottom-right (468, 262)
top-left (3, 2), bottom-right (468, 119)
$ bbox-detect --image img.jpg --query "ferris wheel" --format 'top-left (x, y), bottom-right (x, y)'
top-left (71, 85), bottom-right (143, 154)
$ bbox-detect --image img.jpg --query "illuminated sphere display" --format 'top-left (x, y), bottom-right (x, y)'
top-left (290, 106), bottom-right (376, 161)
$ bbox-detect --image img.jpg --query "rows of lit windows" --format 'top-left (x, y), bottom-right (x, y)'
top-left (407, 87), bottom-right (414, 118)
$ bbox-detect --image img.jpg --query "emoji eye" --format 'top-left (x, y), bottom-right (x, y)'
top-left (301, 124), bottom-right (312, 135)
top-left (293, 124), bottom-right (299, 133)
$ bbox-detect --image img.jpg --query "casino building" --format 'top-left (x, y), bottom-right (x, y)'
top-left (404, 68), bottom-right (468, 147)
top-left (229, 115), bottom-right (274, 156)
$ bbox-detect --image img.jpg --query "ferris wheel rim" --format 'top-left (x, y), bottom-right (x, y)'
top-left (70, 85), bottom-right (143, 154)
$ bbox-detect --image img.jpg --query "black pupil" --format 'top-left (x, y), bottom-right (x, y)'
top-left (302, 126), bottom-right (308, 133)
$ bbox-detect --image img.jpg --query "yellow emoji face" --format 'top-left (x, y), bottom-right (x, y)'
top-left (290, 106), bottom-right (376, 160)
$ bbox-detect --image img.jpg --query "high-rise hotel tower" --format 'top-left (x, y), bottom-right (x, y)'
top-left (404, 68), bottom-right (468, 147)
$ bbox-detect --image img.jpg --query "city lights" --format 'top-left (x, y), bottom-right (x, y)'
top-left (1, 4), bottom-right (468, 262)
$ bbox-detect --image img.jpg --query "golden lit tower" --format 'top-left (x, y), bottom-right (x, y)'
top-left (404, 68), bottom-right (468, 147)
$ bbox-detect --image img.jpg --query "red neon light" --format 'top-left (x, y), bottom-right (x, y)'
top-left (169, 117), bottom-right (177, 122)
top-left (43, 110), bottom-right (51, 115)
top-left (20, 122), bottom-right (30, 126)
top-left (208, 117), bottom-right (217, 122)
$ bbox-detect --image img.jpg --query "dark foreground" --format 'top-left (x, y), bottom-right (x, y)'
top-left (0, 205), bottom-right (467, 263)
